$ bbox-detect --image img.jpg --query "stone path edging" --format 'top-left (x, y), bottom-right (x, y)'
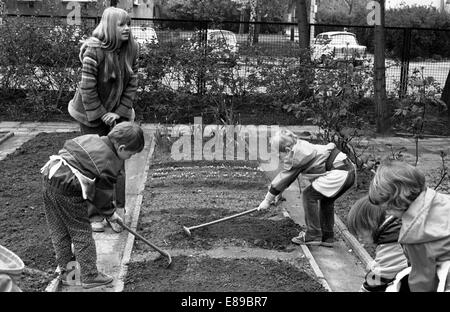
top-left (114, 131), bottom-right (156, 292)
top-left (299, 244), bottom-right (333, 292)
top-left (334, 216), bottom-right (373, 270)
top-left (0, 131), bottom-right (14, 145)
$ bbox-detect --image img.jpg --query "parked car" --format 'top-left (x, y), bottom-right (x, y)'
top-left (183, 29), bottom-right (239, 67)
top-left (311, 31), bottom-right (366, 65)
top-left (131, 26), bottom-right (158, 52)
top-left (186, 29), bottom-right (238, 56)
top-left (206, 29), bottom-right (238, 55)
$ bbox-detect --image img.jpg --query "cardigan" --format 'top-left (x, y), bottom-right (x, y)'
top-left (68, 39), bottom-right (138, 127)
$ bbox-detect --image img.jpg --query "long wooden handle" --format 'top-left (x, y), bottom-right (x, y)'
top-left (188, 207), bottom-right (259, 231)
top-left (117, 220), bottom-right (170, 259)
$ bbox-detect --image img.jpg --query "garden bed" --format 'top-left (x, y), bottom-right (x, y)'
top-left (125, 256), bottom-right (325, 292)
top-left (0, 131), bottom-right (79, 291)
top-left (123, 135), bottom-right (326, 292)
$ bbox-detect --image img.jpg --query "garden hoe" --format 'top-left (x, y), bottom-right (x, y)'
top-left (117, 219), bottom-right (172, 268)
top-left (183, 207), bottom-right (260, 236)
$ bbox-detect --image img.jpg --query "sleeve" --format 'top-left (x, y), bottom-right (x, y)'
top-left (404, 243), bottom-right (438, 292)
top-left (0, 274), bottom-right (21, 292)
top-left (90, 173), bottom-right (118, 217)
top-left (363, 243), bottom-right (409, 292)
top-left (269, 166), bottom-right (303, 195)
top-left (115, 50), bottom-right (139, 118)
top-left (80, 47), bottom-right (107, 121)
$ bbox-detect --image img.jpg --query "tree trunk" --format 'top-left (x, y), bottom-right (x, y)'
top-left (441, 70), bottom-right (450, 126)
top-left (296, 0), bottom-right (309, 49)
top-left (239, 8), bottom-right (245, 35)
top-left (247, 0), bottom-right (257, 46)
top-left (374, 0), bottom-right (390, 134)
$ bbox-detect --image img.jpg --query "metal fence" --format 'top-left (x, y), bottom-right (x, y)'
top-left (3, 15), bottom-right (450, 95)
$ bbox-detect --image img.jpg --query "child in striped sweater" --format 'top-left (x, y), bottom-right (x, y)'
top-left (347, 196), bottom-right (409, 292)
top-left (68, 7), bottom-right (139, 233)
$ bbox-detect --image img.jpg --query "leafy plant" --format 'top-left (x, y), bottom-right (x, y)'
top-left (284, 57), bottom-right (374, 168)
top-left (392, 67), bottom-right (446, 165)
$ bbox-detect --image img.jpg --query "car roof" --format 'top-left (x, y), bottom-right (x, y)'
top-left (317, 31), bottom-right (356, 37)
top-left (207, 29), bottom-right (235, 34)
top-left (131, 26), bottom-right (156, 31)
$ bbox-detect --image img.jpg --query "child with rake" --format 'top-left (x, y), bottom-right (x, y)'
top-left (41, 122), bottom-right (144, 289)
top-left (258, 129), bottom-right (356, 247)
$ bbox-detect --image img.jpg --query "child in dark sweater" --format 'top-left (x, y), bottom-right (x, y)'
top-left (41, 122), bottom-right (144, 289)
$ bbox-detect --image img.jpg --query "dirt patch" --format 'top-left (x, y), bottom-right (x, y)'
top-left (124, 256), bottom-right (326, 292)
top-left (0, 131), bottom-right (79, 291)
top-left (126, 137), bottom-right (322, 291)
top-left (14, 269), bottom-right (57, 292)
top-left (135, 209), bottom-right (301, 251)
top-left (137, 159), bottom-right (302, 251)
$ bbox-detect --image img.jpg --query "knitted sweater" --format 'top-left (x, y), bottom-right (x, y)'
top-left (68, 40), bottom-right (138, 127)
top-left (41, 134), bottom-right (124, 216)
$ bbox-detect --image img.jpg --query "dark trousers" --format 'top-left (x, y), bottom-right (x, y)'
top-left (302, 163), bottom-right (356, 240)
top-left (42, 183), bottom-right (98, 282)
top-left (79, 122), bottom-right (126, 221)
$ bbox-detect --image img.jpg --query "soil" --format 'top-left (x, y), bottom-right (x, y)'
top-left (124, 256), bottom-right (325, 292)
top-left (124, 137), bottom-right (324, 291)
top-left (0, 131), bottom-right (80, 291)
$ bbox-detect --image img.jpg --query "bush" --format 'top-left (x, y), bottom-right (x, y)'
top-left (283, 57), bottom-right (375, 168)
top-left (0, 17), bottom-right (95, 115)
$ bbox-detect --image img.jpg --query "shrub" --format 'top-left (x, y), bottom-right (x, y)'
top-left (283, 57), bottom-right (375, 168)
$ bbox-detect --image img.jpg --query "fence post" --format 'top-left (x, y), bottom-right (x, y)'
top-left (399, 28), bottom-right (411, 98)
top-left (197, 20), bottom-right (208, 96)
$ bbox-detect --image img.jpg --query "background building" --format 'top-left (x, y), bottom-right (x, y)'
top-left (3, 0), bottom-right (155, 18)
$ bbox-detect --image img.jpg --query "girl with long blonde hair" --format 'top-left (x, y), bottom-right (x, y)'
top-left (68, 7), bottom-right (139, 233)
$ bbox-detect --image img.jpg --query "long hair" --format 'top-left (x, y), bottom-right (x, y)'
top-left (80, 7), bottom-right (137, 80)
top-left (347, 195), bottom-right (386, 240)
top-left (369, 160), bottom-right (426, 212)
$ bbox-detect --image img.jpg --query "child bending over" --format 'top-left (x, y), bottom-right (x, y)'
top-left (41, 122), bottom-right (144, 289)
top-left (258, 129), bottom-right (356, 247)
top-left (347, 196), bottom-right (409, 292)
top-left (369, 160), bottom-right (450, 292)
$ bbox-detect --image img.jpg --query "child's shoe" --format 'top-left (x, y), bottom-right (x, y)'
top-left (106, 218), bottom-right (123, 233)
top-left (82, 272), bottom-right (113, 289)
top-left (321, 237), bottom-right (335, 248)
top-left (291, 231), bottom-right (322, 246)
top-left (91, 220), bottom-right (105, 232)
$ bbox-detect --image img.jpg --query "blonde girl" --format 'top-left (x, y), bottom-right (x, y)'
top-left (68, 7), bottom-right (139, 232)
top-left (258, 128), bottom-right (356, 247)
